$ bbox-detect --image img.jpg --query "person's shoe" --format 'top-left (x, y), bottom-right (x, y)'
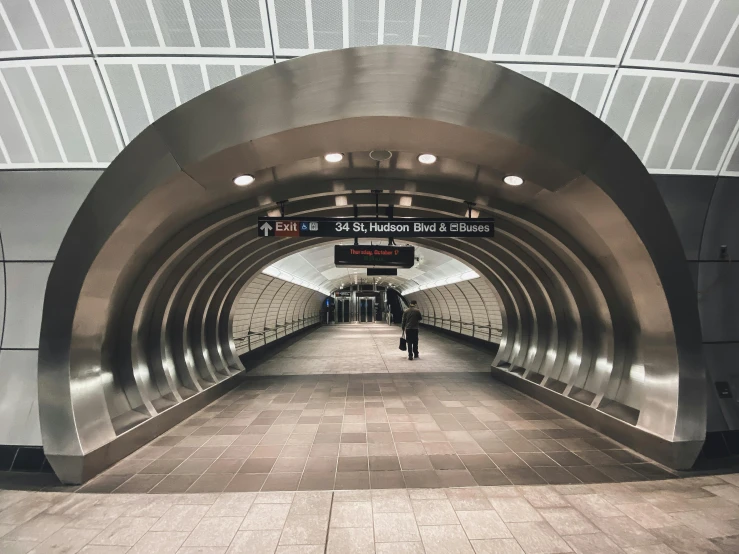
top-left (408, 356), bottom-right (414, 360)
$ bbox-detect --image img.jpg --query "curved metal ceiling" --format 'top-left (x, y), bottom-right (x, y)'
top-left (0, 0), bottom-right (737, 175)
top-left (38, 47), bottom-right (705, 483)
top-left (266, 241), bottom-right (479, 294)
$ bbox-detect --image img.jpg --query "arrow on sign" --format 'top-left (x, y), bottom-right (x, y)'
top-left (260, 222), bottom-right (273, 236)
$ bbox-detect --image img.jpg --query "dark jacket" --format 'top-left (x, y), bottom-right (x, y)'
top-left (401, 307), bottom-right (422, 330)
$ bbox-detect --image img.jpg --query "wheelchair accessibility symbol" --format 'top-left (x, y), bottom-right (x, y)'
top-left (301, 222), bottom-right (309, 231)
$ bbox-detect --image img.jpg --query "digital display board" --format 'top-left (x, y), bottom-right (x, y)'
top-left (335, 245), bottom-right (415, 268)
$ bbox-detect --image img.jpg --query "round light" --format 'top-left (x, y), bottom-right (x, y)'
top-left (233, 174), bottom-right (255, 186)
top-left (503, 175), bottom-right (524, 186)
top-left (418, 153), bottom-right (437, 164)
top-left (324, 153), bottom-right (344, 163)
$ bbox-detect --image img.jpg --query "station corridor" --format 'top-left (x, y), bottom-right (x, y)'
top-left (2, 325), bottom-right (738, 553)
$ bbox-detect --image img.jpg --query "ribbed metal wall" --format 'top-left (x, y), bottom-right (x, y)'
top-left (232, 274), bottom-right (325, 355)
top-left (405, 278), bottom-right (503, 342)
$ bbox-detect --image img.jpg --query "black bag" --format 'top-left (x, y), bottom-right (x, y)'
top-left (399, 333), bottom-right (407, 351)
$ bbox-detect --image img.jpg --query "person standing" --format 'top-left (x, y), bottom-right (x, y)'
top-left (401, 300), bottom-right (422, 360)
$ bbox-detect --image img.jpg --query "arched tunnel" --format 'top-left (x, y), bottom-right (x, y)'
top-left (38, 46), bottom-right (705, 484)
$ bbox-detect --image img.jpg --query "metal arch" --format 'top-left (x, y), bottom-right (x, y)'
top-left (39, 46), bottom-right (705, 482)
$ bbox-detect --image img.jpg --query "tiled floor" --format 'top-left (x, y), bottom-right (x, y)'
top-left (2, 324), bottom-right (739, 552)
top-left (1, 477), bottom-right (739, 553)
top-left (247, 325), bottom-right (492, 375)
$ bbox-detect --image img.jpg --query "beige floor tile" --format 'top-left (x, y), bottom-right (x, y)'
top-left (616, 503), bottom-right (677, 529)
top-left (470, 539), bottom-right (525, 553)
top-left (566, 495), bottom-right (621, 519)
top-left (152, 504), bottom-right (210, 532)
top-left (184, 517), bottom-right (243, 547)
top-left (334, 490), bottom-right (371, 502)
top-left (0, 523), bottom-right (14, 538)
top-left (90, 517), bottom-right (159, 546)
top-left (520, 488), bottom-right (570, 509)
top-left (0, 492), bottom-right (30, 512)
top-left (241, 503), bottom-right (291, 530)
top-left (564, 533), bottom-right (623, 554)
top-left (276, 545), bottom-right (324, 553)
top-left (703, 484), bottom-right (739, 505)
top-left (289, 492), bottom-right (332, 516)
top-left (129, 531), bottom-right (189, 554)
top-left (177, 546), bottom-right (226, 554)
top-left (374, 512), bottom-right (421, 542)
top-left (0, 539), bottom-right (40, 553)
top-left (0, 497), bottom-right (55, 525)
top-left (3, 514), bottom-right (68, 542)
top-left (409, 489), bottom-right (447, 500)
top-left (330, 502), bottom-right (373, 528)
top-left (590, 516), bottom-right (658, 548)
top-left (78, 546), bottom-right (132, 554)
top-left (372, 490), bottom-right (412, 513)
top-left (327, 527), bottom-right (375, 554)
top-left (623, 545), bottom-right (678, 554)
top-left (30, 527), bottom-right (99, 554)
top-left (207, 493), bottom-right (257, 517)
top-left (226, 530), bottom-right (281, 553)
top-left (419, 524), bottom-right (475, 554)
top-left (489, 498), bottom-right (542, 523)
top-left (670, 510), bottom-right (738, 539)
top-left (540, 508), bottom-right (598, 536)
top-left (506, 522), bottom-right (572, 554)
top-left (649, 524), bottom-right (722, 553)
top-left (412, 499), bottom-right (459, 525)
top-left (375, 541), bottom-right (425, 553)
top-left (446, 489), bottom-right (494, 511)
top-left (254, 492), bottom-right (295, 504)
top-left (279, 514), bottom-right (328, 545)
top-left (457, 510), bottom-right (511, 540)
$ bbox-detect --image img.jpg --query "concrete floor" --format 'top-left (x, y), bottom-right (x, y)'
top-left (1, 325), bottom-right (739, 553)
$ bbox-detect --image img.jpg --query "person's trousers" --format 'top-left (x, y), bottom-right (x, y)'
top-left (405, 329), bottom-right (419, 358)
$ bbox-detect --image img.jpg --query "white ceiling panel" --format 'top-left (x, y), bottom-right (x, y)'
top-left (603, 69), bottom-right (739, 174)
top-left (0, 0), bottom-right (88, 59)
top-left (0, 0), bottom-right (736, 175)
top-left (99, 56), bottom-right (272, 143)
top-left (0, 59), bottom-right (118, 168)
top-left (626, 0), bottom-right (739, 75)
top-left (76, 0), bottom-right (271, 55)
top-left (456, 0), bottom-right (642, 64)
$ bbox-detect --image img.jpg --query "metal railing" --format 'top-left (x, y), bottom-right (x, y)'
top-left (234, 315), bottom-right (321, 353)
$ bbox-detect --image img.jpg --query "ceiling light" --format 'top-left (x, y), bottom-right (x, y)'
top-left (324, 153), bottom-right (343, 163)
top-left (503, 175), bottom-right (524, 186)
top-left (418, 153), bottom-right (437, 164)
top-left (335, 195), bottom-right (348, 206)
top-left (233, 174), bottom-right (255, 186)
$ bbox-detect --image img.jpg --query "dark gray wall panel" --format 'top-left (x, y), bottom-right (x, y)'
top-left (653, 175), bottom-right (716, 261)
top-left (700, 178), bottom-right (739, 262)
top-left (697, 262), bottom-right (739, 344)
top-left (0, 170), bottom-right (101, 261)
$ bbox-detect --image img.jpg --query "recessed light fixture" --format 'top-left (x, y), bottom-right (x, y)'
top-left (324, 153), bottom-right (343, 163)
top-left (418, 153), bottom-right (437, 164)
top-left (233, 174), bottom-right (255, 186)
top-left (503, 175), bottom-right (524, 186)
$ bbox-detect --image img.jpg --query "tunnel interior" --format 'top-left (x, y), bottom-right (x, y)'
top-left (37, 47), bottom-right (705, 484)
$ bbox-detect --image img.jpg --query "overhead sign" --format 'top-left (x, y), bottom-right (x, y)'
top-left (335, 245), bottom-right (415, 268)
top-left (367, 268), bottom-right (398, 276)
top-left (257, 217), bottom-right (494, 238)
